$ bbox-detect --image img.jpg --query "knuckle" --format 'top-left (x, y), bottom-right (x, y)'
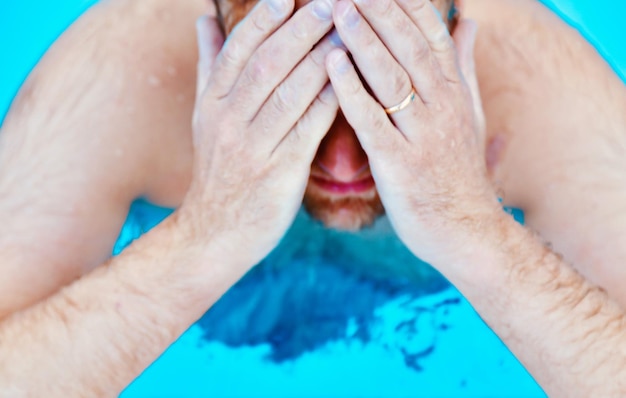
top-left (396, 17), bottom-right (413, 37)
top-left (346, 76), bottom-right (364, 97)
top-left (245, 54), bottom-right (270, 85)
top-left (367, 129), bottom-right (394, 154)
top-left (220, 41), bottom-right (241, 69)
top-left (373, 0), bottom-right (394, 15)
top-left (391, 72), bottom-right (412, 100)
top-left (250, 11), bottom-right (272, 35)
top-left (290, 100), bottom-right (324, 144)
top-left (428, 54), bottom-right (442, 71)
top-left (407, 0), bottom-right (429, 16)
top-left (308, 47), bottom-right (327, 69)
top-left (289, 20), bottom-right (312, 41)
top-left (433, 30), bottom-right (454, 54)
top-left (429, 69), bottom-right (448, 91)
top-left (367, 109), bottom-right (388, 133)
top-left (361, 31), bottom-right (379, 50)
top-left (297, 94), bottom-right (337, 139)
top-left (317, 87), bottom-right (337, 108)
top-left (287, 121), bottom-right (306, 147)
top-left (271, 83), bottom-right (294, 114)
top-left (410, 40), bottom-right (431, 64)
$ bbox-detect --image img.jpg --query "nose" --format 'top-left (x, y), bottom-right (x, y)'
top-left (314, 112), bottom-right (369, 182)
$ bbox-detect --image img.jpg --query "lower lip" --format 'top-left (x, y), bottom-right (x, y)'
top-left (310, 176), bottom-right (375, 194)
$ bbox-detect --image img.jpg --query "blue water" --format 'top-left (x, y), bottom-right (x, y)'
top-left (1, 1), bottom-right (624, 397)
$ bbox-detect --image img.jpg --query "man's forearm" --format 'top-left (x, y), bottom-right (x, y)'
top-left (443, 214), bottom-right (626, 397)
top-left (0, 214), bottom-right (238, 397)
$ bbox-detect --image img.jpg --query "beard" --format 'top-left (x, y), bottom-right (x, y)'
top-left (302, 183), bottom-right (385, 231)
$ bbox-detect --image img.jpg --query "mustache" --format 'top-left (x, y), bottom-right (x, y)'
top-left (302, 185), bottom-right (385, 231)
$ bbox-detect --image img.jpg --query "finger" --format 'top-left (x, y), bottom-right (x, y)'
top-left (332, 1), bottom-right (418, 111)
top-left (196, 15), bottom-right (225, 101)
top-left (272, 83), bottom-right (339, 164)
top-left (232, 0), bottom-right (335, 121)
top-left (208, 0), bottom-right (294, 98)
top-left (348, 0), bottom-right (443, 104)
top-left (252, 34), bottom-right (343, 151)
top-left (395, 0), bottom-right (460, 83)
top-left (453, 19), bottom-right (485, 150)
top-left (326, 49), bottom-right (405, 157)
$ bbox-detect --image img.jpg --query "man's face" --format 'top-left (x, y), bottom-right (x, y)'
top-left (216, 0), bottom-right (457, 231)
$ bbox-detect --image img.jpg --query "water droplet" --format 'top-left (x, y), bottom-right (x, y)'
top-left (166, 66), bottom-right (178, 77)
top-left (158, 11), bottom-right (172, 22)
top-left (148, 75), bottom-right (161, 87)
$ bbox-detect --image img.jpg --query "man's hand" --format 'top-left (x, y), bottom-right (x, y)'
top-left (326, 0), bottom-right (498, 267)
top-left (178, 0), bottom-right (340, 270)
top-left (325, 1), bottom-right (626, 395)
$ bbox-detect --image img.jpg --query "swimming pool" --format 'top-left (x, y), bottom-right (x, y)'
top-left (1, 1), bottom-right (624, 397)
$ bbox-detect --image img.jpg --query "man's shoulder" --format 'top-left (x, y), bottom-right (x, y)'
top-left (467, 0), bottom-right (626, 202)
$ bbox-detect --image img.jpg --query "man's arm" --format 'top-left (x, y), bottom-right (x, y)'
top-left (445, 212), bottom-right (626, 397)
top-left (0, 0), bottom-right (339, 393)
top-left (0, 0), bottom-right (206, 318)
top-left (325, 1), bottom-right (626, 394)
top-left (0, 215), bottom-right (241, 396)
top-left (466, 0), bottom-right (626, 306)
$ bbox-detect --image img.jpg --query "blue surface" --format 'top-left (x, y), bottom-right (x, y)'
top-left (1, 1), bottom-right (623, 397)
top-left (117, 202), bottom-right (536, 398)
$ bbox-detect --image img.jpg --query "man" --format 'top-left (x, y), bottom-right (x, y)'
top-left (0, 0), bottom-right (624, 396)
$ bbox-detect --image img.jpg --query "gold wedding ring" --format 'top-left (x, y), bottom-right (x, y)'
top-left (384, 88), bottom-right (417, 115)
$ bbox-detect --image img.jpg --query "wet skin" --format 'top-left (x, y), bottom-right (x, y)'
top-left (216, 0), bottom-right (457, 230)
top-left (2, 1), bottom-right (626, 394)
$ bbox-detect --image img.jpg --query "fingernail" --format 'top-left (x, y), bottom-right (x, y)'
top-left (329, 51), bottom-right (350, 74)
top-left (312, 0), bottom-right (333, 20)
top-left (266, 0), bottom-right (289, 16)
top-left (338, 2), bottom-right (360, 28)
top-left (329, 29), bottom-right (346, 49)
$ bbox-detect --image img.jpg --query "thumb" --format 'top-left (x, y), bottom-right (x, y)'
top-left (196, 15), bottom-right (225, 99)
top-left (453, 19), bottom-right (486, 149)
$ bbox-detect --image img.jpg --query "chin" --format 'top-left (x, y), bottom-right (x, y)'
top-left (302, 186), bottom-right (385, 231)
